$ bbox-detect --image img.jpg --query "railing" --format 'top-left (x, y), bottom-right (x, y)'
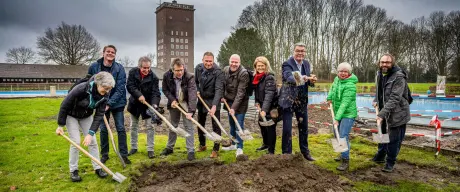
top-left (0, 83), bottom-right (73, 91)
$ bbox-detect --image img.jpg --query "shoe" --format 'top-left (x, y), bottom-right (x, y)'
top-left (236, 148), bottom-right (243, 157)
top-left (302, 153), bottom-right (316, 161)
top-left (334, 156), bottom-right (342, 162)
top-left (70, 170), bottom-right (82, 182)
top-left (160, 148), bottom-right (174, 156)
top-left (256, 145), bottom-right (268, 151)
top-left (95, 169), bottom-right (108, 178)
top-left (197, 145), bottom-right (207, 152)
top-left (210, 150), bottom-right (218, 158)
top-left (371, 158), bottom-right (385, 164)
top-left (222, 145), bottom-right (237, 151)
top-left (100, 155), bottom-right (109, 164)
top-left (122, 156), bottom-right (131, 164)
top-left (187, 152), bottom-right (195, 161)
top-left (128, 149), bottom-right (137, 156)
top-left (382, 164), bottom-right (394, 173)
top-left (336, 159), bottom-right (349, 171)
top-left (148, 151), bottom-right (155, 159)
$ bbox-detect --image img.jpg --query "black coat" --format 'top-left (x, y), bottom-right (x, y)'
top-left (126, 68), bottom-right (161, 119)
top-left (162, 69), bottom-right (197, 113)
top-left (254, 73), bottom-right (277, 114)
top-left (57, 78), bottom-right (108, 132)
top-left (195, 63), bottom-right (224, 113)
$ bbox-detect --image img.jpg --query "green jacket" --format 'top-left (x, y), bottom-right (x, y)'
top-left (326, 74), bottom-right (358, 121)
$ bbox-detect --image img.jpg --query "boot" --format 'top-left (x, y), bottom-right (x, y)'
top-left (336, 159), bottom-right (349, 171)
top-left (334, 155), bottom-right (342, 162)
top-left (95, 169), bottom-right (108, 178)
top-left (197, 145), bottom-right (207, 152)
top-left (148, 151), bottom-right (155, 159)
top-left (122, 156), bottom-right (131, 164)
top-left (128, 149), bottom-right (137, 156)
top-left (70, 170), bottom-right (82, 182)
top-left (210, 150), bottom-right (218, 158)
top-left (100, 155), bottom-right (109, 164)
top-left (160, 148), bottom-right (173, 156)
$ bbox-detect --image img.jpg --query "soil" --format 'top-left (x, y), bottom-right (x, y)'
top-left (129, 154), bottom-right (351, 192)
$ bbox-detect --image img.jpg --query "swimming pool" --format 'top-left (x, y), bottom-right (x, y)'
top-left (1, 90), bottom-right (459, 119)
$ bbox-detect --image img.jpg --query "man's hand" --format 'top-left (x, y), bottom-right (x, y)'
top-left (229, 109), bottom-right (235, 116)
top-left (311, 74), bottom-right (317, 83)
top-left (83, 135), bottom-right (93, 146)
top-left (372, 102), bottom-right (378, 108)
top-left (376, 116), bottom-right (383, 122)
top-left (221, 98), bottom-right (226, 102)
top-left (333, 120), bottom-right (339, 127)
top-left (171, 100), bottom-right (178, 108)
top-left (208, 105), bottom-right (217, 117)
top-left (105, 105), bottom-right (110, 111)
top-left (138, 95), bottom-right (146, 104)
top-left (186, 113), bottom-right (193, 120)
top-left (260, 111), bottom-right (266, 117)
top-left (56, 126), bottom-right (64, 135)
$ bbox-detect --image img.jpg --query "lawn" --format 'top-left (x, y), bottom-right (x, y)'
top-left (0, 98), bottom-right (459, 191)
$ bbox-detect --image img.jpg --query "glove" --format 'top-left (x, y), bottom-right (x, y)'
top-left (146, 107), bottom-right (163, 126)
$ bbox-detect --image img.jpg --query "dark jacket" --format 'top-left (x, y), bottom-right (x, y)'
top-left (195, 63), bottom-right (224, 113)
top-left (278, 57), bottom-right (314, 111)
top-left (254, 73), bottom-right (277, 114)
top-left (223, 65), bottom-right (249, 114)
top-left (88, 58), bottom-right (127, 110)
top-left (162, 69), bottom-right (197, 113)
top-left (126, 68), bottom-right (161, 119)
top-left (373, 66), bottom-right (411, 128)
top-left (57, 78), bottom-right (108, 132)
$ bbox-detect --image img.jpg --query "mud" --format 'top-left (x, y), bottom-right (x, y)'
top-left (130, 154), bottom-right (351, 192)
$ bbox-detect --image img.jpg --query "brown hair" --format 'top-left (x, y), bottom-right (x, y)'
top-left (170, 58), bottom-right (185, 69)
top-left (202, 52), bottom-right (214, 59)
top-left (103, 45), bottom-right (117, 53)
top-left (378, 53), bottom-right (396, 66)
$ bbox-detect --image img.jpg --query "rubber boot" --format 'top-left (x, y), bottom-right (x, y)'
top-left (336, 159), bottom-right (349, 171)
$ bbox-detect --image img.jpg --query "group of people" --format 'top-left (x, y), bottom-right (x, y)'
top-left (56, 43), bottom-right (410, 182)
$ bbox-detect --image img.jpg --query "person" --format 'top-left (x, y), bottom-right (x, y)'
top-left (278, 42), bottom-right (317, 161)
top-left (194, 52), bottom-right (224, 158)
top-left (252, 56), bottom-right (278, 154)
top-left (126, 56), bottom-right (161, 159)
top-left (372, 53), bottom-right (411, 172)
top-left (221, 54), bottom-right (249, 157)
top-left (160, 58), bottom-right (197, 161)
top-left (56, 72), bottom-right (115, 182)
top-left (87, 45), bottom-right (130, 164)
top-left (326, 62), bottom-right (358, 171)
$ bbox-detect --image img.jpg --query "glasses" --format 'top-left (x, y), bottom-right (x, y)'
top-left (174, 69), bottom-right (184, 72)
top-left (295, 50), bottom-right (305, 53)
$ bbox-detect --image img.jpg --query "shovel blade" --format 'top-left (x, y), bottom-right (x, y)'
top-left (210, 132), bottom-right (223, 142)
top-left (205, 133), bottom-right (218, 141)
top-left (237, 131), bottom-right (254, 141)
top-left (331, 138), bottom-right (348, 153)
top-left (172, 127), bottom-right (191, 138)
top-left (112, 172), bottom-right (127, 183)
top-left (259, 120), bottom-right (275, 127)
top-left (372, 133), bottom-right (390, 143)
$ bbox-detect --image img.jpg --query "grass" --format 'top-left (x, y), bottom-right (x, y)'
top-left (0, 98), bottom-right (459, 192)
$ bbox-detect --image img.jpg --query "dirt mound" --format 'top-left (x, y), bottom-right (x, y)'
top-left (130, 154), bottom-right (351, 192)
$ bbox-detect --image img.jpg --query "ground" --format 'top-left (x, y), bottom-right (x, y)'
top-left (0, 98), bottom-right (459, 192)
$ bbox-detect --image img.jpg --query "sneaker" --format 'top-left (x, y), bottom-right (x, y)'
top-left (222, 145), bottom-right (237, 151)
top-left (382, 164), bottom-right (394, 173)
top-left (122, 156), bottom-right (131, 164)
top-left (148, 151), bottom-right (155, 159)
top-left (236, 148), bottom-right (244, 157)
top-left (100, 155), bottom-right (109, 164)
top-left (128, 149), bottom-right (137, 156)
top-left (210, 150), bottom-right (218, 158)
top-left (197, 145), bottom-right (207, 152)
top-left (256, 145), bottom-right (268, 151)
top-left (70, 170), bottom-right (82, 182)
top-left (160, 148), bottom-right (173, 156)
top-left (187, 152), bottom-right (195, 161)
top-left (95, 169), bottom-right (108, 178)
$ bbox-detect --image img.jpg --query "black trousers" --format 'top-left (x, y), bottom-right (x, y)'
top-left (197, 110), bottom-right (221, 151)
top-left (259, 115), bottom-right (277, 154)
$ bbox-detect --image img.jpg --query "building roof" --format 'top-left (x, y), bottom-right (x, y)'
top-left (155, 1), bottom-right (195, 13)
top-left (0, 63), bottom-right (167, 80)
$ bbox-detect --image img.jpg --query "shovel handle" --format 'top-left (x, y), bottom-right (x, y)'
top-left (223, 99), bottom-right (244, 133)
top-left (172, 103), bottom-right (212, 137)
top-left (375, 107), bottom-right (383, 135)
top-left (256, 104), bottom-right (269, 122)
top-left (103, 116), bottom-right (126, 168)
top-left (144, 102), bottom-right (179, 133)
top-left (60, 133), bottom-right (115, 176)
top-left (329, 103), bottom-right (341, 140)
top-left (197, 93), bottom-right (230, 136)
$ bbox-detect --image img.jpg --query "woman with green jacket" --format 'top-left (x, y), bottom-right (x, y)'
top-left (326, 62), bottom-right (358, 171)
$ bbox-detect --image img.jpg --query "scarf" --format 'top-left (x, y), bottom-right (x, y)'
top-left (253, 72), bottom-right (265, 85)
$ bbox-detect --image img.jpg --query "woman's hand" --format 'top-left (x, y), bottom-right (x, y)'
top-left (83, 135), bottom-right (93, 146)
top-left (56, 126), bottom-right (64, 135)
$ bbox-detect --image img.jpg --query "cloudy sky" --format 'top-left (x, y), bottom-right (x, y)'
top-left (0, 0), bottom-right (459, 67)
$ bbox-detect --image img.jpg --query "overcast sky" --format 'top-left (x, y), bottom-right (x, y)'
top-left (0, 0), bottom-right (459, 67)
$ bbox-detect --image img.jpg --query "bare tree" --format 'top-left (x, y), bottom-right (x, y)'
top-left (117, 56), bottom-right (134, 67)
top-left (37, 22), bottom-right (100, 65)
top-left (146, 52), bottom-right (156, 67)
top-left (5, 46), bottom-right (35, 64)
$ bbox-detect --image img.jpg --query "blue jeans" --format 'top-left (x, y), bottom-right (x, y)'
top-left (337, 118), bottom-right (354, 160)
top-left (282, 108), bottom-right (309, 155)
top-left (373, 123), bottom-right (406, 166)
top-left (100, 109), bottom-right (128, 157)
top-left (228, 113), bottom-right (245, 149)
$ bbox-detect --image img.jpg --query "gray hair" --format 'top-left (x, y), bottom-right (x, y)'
top-left (170, 58), bottom-right (186, 69)
top-left (229, 54), bottom-right (240, 61)
top-left (337, 62), bottom-right (352, 74)
top-left (293, 42), bottom-right (306, 51)
top-left (94, 71), bottom-right (115, 88)
top-left (138, 56), bottom-right (152, 68)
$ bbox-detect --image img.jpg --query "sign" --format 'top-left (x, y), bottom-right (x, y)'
top-left (436, 75), bottom-right (446, 95)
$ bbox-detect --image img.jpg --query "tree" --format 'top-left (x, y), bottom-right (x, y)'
top-left (5, 46), bottom-right (35, 64)
top-left (146, 52), bottom-right (156, 67)
top-left (37, 22), bottom-right (100, 65)
top-left (217, 28), bottom-right (267, 69)
top-left (117, 56), bottom-right (134, 67)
